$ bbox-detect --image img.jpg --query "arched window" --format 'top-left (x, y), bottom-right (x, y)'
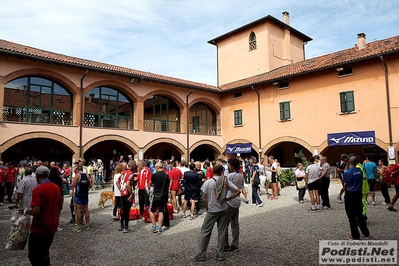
top-left (249, 31), bottom-right (257, 51)
top-left (189, 103), bottom-right (216, 135)
top-left (3, 77), bottom-right (73, 125)
top-left (84, 86), bottom-right (133, 129)
top-left (144, 95), bottom-right (180, 132)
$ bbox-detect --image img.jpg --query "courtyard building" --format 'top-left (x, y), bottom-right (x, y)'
top-left (1, 12), bottom-right (398, 171)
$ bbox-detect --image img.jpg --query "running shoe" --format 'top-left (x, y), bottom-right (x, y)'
top-left (257, 202), bottom-right (264, 207)
top-left (337, 195), bottom-right (343, 203)
top-left (152, 225), bottom-right (158, 233)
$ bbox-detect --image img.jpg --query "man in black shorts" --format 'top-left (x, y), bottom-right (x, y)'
top-left (149, 162), bottom-right (170, 235)
top-left (305, 156), bottom-right (321, 212)
top-left (182, 163), bottom-right (199, 220)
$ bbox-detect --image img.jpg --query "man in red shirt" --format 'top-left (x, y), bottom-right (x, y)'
top-left (116, 161), bottom-right (134, 233)
top-left (387, 163), bottom-right (399, 212)
top-left (137, 160), bottom-right (152, 216)
top-left (168, 160), bottom-right (182, 213)
top-left (0, 161), bottom-right (5, 206)
top-left (23, 166), bottom-right (62, 266)
top-left (204, 161), bottom-right (214, 180)
top-left (5, 163), bottom-right (17, 203)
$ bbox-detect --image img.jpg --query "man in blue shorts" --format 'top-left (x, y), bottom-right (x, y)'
top-left (71, 166), bottom-right (91, 232)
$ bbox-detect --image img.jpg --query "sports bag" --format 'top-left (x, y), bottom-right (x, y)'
top-left (382, 164), bottom-right (399, 184)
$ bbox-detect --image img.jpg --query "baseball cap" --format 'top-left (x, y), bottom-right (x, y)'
top-left (35, 166), bottom-right (50, 176)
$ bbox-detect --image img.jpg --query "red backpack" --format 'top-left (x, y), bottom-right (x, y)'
top-left (382, 164), bottom-right (399, 184)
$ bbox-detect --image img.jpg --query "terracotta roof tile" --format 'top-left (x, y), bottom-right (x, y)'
top-left (0, 39), bottom-right (218, 92)
top-left (219, 35), bottom-right (399, 91)
top-left (1, 35), bottom-right (399, 93)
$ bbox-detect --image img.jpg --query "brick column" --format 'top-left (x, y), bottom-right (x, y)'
top-left (135, 98), bottom-right (144, 131)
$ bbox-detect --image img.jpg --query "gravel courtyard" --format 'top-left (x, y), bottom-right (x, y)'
top-left (1, 180), bottom-right (398, 266)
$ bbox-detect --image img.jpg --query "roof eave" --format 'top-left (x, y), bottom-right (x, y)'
top-left (220, 50), bottom-right (398, 92)
top-left (0, 49), bottom-right (219, 93)
top-left (208, 15), bottom-right (312, 45)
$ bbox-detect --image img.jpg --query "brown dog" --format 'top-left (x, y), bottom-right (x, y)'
top-left (98, 191), bottom-right (114, 208)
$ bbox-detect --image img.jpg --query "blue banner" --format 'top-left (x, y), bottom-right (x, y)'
top-left (327, 131), bottom-right (375, 146)
top-left (225, 143), bottom-right (252, 154)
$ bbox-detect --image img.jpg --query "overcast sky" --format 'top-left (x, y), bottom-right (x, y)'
top-left (1, 0), bottom-right (399, 86)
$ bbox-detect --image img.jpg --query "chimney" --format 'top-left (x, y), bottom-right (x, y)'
top-left (282, 11), bottom-right (290, 25)
top-left (357, 33), bottom-right (366, 50)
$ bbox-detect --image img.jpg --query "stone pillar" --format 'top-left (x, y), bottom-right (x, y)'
top-left (135, 98), bottom-right (144, 131)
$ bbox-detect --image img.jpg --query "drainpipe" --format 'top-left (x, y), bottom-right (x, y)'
top-left (251, 86), bottom-right (262, 160)
top-left (186, 89), bottom-right (194, 161)
top-left (79, 70), bottom-right (88, 158)
top-left (377, 55), bottom-right (393, 147)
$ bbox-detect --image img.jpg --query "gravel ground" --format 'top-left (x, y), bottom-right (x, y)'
top-left (1, 179), bottom-right (398, 266)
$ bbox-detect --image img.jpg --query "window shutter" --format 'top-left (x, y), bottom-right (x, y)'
top-left (346, 91), bottom-right (355, 112)
top-left (340, 92), bottom-right (347, 112)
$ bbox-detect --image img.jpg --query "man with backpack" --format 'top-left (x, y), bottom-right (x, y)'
top-left (71, 166), bottom-right (91, 232)
top-left (249, 158), bottom-right (263, 206)
top-left (385, 163), bottom-right (399, 212)
top-left (191, 164), bottom-right (240, 262)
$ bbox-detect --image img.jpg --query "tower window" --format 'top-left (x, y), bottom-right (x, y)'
top-left (249, 32), bottom-right (257, 51)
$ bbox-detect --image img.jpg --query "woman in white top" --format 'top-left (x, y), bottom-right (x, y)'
top-left (112, 164), bottom-right (124, 220)
top-left (295, 163), bottom-right (306, 203)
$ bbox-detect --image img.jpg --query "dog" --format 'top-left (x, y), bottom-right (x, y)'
top-left (98, 191), bottom-right (114, 208)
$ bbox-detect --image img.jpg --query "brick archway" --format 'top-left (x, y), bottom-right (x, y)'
top-left (0, 132), bottom-right (78, 155)
top-left (1, 68), bottom-right (79, 94)
top-left (188, 98), bottom-right (221, 135)
top-left (142, 90), bottom-right (185, 110)
top-left (190, 140), bottom-right (223, 155)
top-left (263, 136), bottom-right (312, 156)
top-left (82, 135), bottom-right (139, 155)
top-left (84, 80), bottom-right (139, 103)
top-left (142, 138), bottom-right (185, 156)
top-left (188, 98), bottom-right (221, 114)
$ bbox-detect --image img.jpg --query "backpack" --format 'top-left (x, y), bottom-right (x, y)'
top-left (213, 176), bottom-right (227, 204)
top-left (252, 165), bottom-right (260, 185)
top-left (80, 173), bottom-right (89, 185)
top-left (382, 164), bottom-right (399, 184)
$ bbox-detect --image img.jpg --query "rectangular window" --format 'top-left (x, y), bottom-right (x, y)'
top-left (279, 101), bottom-right (291, 121)
top-left (233, 92), bottom-right (242, 99)
top-left (278, 81), bottom-right (290, 89)
top-left (338, 67), bottom-right (353, 77)
top-left (340, 91), bottom-right (355, 113)
top-left (234, 110), bottom-right (242, 126)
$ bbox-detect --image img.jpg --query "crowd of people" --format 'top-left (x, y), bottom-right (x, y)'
top-left (1, 152), bottom-right (399, 263)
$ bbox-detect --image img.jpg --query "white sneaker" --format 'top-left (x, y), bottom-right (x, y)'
top-left (257, 202), bottom-right (264, 207)
top-left (382, 202), bottom-right (388, 206)
top-left (372, 201), bottom-right (376, 206)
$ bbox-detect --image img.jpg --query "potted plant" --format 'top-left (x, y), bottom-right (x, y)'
top-left (279, 168), bottom-right (296, 188)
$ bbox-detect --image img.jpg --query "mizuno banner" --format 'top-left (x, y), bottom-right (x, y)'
top-left (225, 143), bottom-right (252, 154)
top-left (327, 131), bottom-right (375, 146)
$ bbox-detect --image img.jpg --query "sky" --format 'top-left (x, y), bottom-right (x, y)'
top-left (1, 0), bottom-right (399, 86)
